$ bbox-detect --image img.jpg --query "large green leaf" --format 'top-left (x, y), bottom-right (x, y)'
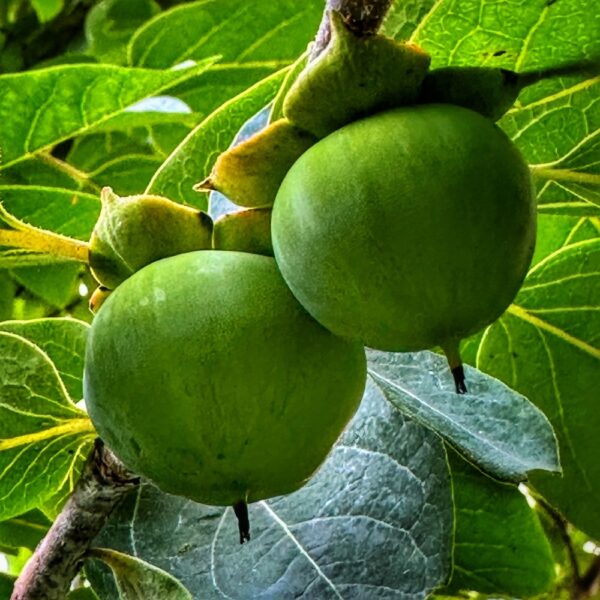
top-left (128, 0), bottom-right (322, 69)
top-left (85, 0), bottom-right (161, 65)
top-left (0, 510), bottom-right (50, 552)
top-left (0, 60), bottom-right (216, 170)
top-left (502, 78), bottom-right (600, 216)
top-left (88, 381), bottom-right (452, 599)
top-left (88, 549), bottom-right (192, 600)
top-left (31, 0), bottom-right (63, 22)
top-left (0, 186), bottom-right (100, 241)
top-left (0, 318), bottom-right (88, 401)
top-left (472, 239), bottom-right (600, 538)
top-left (446, 450), bottom-right (555, 596)
top-left (0, 573), bottom-right (15, 600)
top-left (146, 69), bottom-right (286, 207)
top-left (407, 0), bottom-right (600, 544)
top-left (410, 0), bottom-right (600, 70)
top-left (0, 332), bottom-right (94, 521)
top-left (368, 350), bottom-right (559, 482)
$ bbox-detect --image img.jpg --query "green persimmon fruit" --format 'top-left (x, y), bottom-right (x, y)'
top-left (213, 208), bottom-right (273, 256)
top-left (272, 104), bottom-right (536, 356)
top-left (89, 187), bottom-right (213, 289)
top-left (84, 251), bottom-right (366, 510)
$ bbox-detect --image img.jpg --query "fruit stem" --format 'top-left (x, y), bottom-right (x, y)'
top-left (233, 500), bottom-right (251, 544)
top-left (310, 0), bottom-right (394, 60)
top-left (10, 440), bottom-right (139, 600)
top-left (442, 342), bottom-right (467, 395)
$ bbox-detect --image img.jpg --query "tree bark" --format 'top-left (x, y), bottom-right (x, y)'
top-left (11, 440), bottom-right (139, 600)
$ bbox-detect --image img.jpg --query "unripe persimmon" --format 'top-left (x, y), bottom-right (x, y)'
top-left (272, 104), bottom-right (536, 357)
top-left (84, 251), bottom-right (366, 514)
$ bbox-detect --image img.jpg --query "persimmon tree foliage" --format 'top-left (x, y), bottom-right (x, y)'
top-left (0, 0), bottom-right (598, 599)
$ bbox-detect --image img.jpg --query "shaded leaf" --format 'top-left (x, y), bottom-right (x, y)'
top-left (473, 239), bottom-right (600, 538)
top-left (0, 573), bottom-right (15, 600)
top-left (85, 0), bottom-right (160, 65)
top-left (0, 510), bottom-right (51, 551)
top-left (368, 350), bottom-right (559, 482)
top-left (11, 264), bottom-right (81, 311)
top-left (0, 60), bottom-right (216, 170)
top-left (89, 548), bottom-right (192, 600)
top-left (89, 381), bottom-right (452, 599)
top-left (445, 450), bottom-right (555, 596)
top-left (128, 0), bottom-right (322, 69)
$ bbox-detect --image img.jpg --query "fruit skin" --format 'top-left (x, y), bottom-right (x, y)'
top-left (213, 208), bottom-right (273, 256)
top-left (272, 104), bottom-right (536, 352)
top-left (89, 187), bottom-right (213, 289)
top-left (84, 251), bottom-right (366, 506)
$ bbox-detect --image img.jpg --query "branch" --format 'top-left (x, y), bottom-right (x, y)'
top-left (310, 0), bottom-right (394, 60)
top-left (575, 556), bottom-right (600, 600)
top-left (11, 440), bottom-right (139, 600)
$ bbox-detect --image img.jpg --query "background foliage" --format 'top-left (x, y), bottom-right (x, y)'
top-left (0, 0), bottom-right (598, 598)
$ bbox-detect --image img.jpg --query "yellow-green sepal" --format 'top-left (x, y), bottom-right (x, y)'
top-left (283, 11), bottom-right (431, 138)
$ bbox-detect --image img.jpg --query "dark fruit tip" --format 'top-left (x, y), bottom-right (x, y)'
top-left (233, 500), bottom-right (250, 544)
top-left (451, 365), bottom-right (468, 395)
top-left (442, 341), bottom-right (468, 395)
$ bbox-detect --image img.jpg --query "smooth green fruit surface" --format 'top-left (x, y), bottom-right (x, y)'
top-left (272, 104), bottom-right (536, 351)
top-left (84, 251), bottom-right (366, 506)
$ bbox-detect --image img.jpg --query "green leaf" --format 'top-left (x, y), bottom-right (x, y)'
top-left (411, 0), bottom-right (600, 70)
top-left (473, 239), bottom-right (600, 538)
top-left (410, 1), bottom-right (600, 216)
top-left (146, 68), bottom-right (287, 207)
top-left (502, 77), bottom-right (600, 216)
top-left (0, 573), bottom-right (15, 600)
top-left (0, 331), bottom-right (94, 521)
top-left (0, 60), bottom-right (217, 170)
top-left (67, 587), bottom-right (101, 600)
top-left (0, 273), bottom-right (16, 322)
top-left (0, 317), bottom-right (88, 401)
top-left (173, 64), bottom-right (280, 116)
top-left (0, 250), bottom-right (75, 270)
top-left (11, 264), bottom-right (81, 310)
top-left (0, 156), bottom-right (87, 190)
top-left (368, 350), bottom-right (559, 481)
top-left (532, 214), bottom-right (599, 266)
top-left (446, 450), bottom-right (555, 596)
top-left (88, 381), bottom-right (452, 598)
top-left (128, 0), bottom-right (322, 69)
top-left (0, 186), bottom-right (100, 241)
top-left (381, 0), bottom-right (436, 41)
top-left (85, 0), bottom-right (161, 65)
top-left (30, 0), bottom-right (63, 22)
top-left (0, 510), bottom-right (50, 551)
top-left (89, 548), bottom-right (192, 600)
